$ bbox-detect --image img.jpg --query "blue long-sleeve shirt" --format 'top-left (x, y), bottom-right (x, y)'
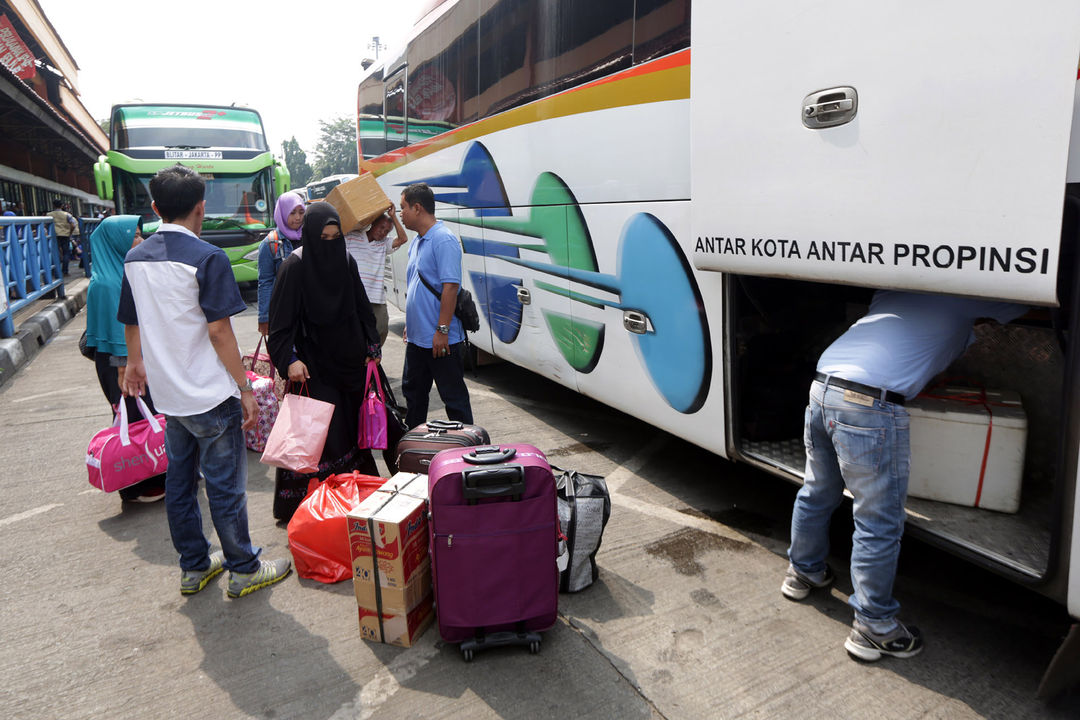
top-left (257, 231), bottom-right (293, 323)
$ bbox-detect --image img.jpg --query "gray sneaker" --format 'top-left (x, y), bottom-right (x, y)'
top-left (180, 551), bottom-right (225, 595)
top-left (781, 564), bottom-right (834, 601)
top-left (226, 558), bottom-right (292, 598)
top-left (844, 619), bottom-right (924, 661)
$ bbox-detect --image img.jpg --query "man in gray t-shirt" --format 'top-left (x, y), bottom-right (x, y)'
top-left (781, 290), bottom-right (1025, 661)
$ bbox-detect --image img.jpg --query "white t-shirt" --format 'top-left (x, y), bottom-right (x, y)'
top-left (344, 229), bottom-right (390, 304)
top-left (118, 223), bottom-right (246, 416)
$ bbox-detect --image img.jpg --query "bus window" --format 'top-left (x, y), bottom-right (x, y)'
top-left (385, 71), bottom-right (407, 151)
top-left (633, 0), bottom-right (690, 64)
top-left (358, 69), bottom-right (387, 159)
top-left (407, 0), bottom-right (478, 139)
top-left (477, 0), bottom-right (633, 119)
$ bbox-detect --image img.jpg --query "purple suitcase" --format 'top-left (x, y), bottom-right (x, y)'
top-left (427, 444), bottom-right (559, 660)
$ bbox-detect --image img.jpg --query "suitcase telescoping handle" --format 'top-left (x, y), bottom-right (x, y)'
top-left (462, 445), bottom-right (517, 464)
top-left (462, 465), bottom-right (526, 503)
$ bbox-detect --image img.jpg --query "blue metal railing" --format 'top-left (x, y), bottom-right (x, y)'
top-left (77, 217), bottom-right (102, 278)
top-left (0, 216), bottom-right (63, 338)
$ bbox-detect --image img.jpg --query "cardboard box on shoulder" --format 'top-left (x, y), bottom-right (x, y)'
top-left (324, 174), bottom-right (393, 233)
top-left (357, 592), bottom-right (434, 647)
top-left (346, 489), bottom-right (428, 589)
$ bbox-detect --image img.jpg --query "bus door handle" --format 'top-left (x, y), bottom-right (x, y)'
top-left (623, 310), bottom-right (652, 335)
top-left (802, 87), bottom-right (858, 129)
top-left (516, 287), bottom-right (532, 305)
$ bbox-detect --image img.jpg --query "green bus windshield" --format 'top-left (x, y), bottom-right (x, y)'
top-left (115, 168), bottom-right (272, 231)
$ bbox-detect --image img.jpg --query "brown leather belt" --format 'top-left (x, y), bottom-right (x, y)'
top-left (814, 372), bottom-right (905, 406)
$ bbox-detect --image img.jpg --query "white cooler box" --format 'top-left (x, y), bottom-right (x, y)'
top-left (906, 387), bottom-right (1027, 514)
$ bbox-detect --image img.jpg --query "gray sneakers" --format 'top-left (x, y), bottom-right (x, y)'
top-left (780, 564), bottom-right (834, 601)
top-left (845, 619), bottom-right (924, 661)
top-left (226, 558), bottom-right (293, 598)
top-left (180, 551), bottom-right (225, 595)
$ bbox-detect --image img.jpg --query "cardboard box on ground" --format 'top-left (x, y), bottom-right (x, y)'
top-left (323, 174), bottom-right (394, 233)
top-left (347, 473), bottom-right (434, 647)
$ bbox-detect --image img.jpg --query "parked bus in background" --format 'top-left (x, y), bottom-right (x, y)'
top-left (92, 104), bottom-right (291, 282)
top-left (357, 0), bottom-right (1080, 688)
top-left (305, 174), bottom-right (358, 202)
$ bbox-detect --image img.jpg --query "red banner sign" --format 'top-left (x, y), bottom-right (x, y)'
top-left (0, 14), bottom-right (36, 80)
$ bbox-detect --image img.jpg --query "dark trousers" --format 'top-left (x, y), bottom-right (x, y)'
top-left (402, 342), bottom-right (473, 430)
top-left (56, 235), bottom-right (70, 274)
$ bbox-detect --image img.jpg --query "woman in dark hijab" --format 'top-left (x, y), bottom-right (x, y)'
top-left (267, 202), bottom-right (382, 521)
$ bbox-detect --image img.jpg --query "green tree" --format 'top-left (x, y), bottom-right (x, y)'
top-left (311, 116), bottom-right (358, 180)
top-left (98, 118), bottom-right (110, 136)
top-left (281, 136), bottom-right (313, 188)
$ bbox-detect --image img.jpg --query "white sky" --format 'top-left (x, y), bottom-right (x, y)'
top-left (36, 0), bottom-right (419, 158)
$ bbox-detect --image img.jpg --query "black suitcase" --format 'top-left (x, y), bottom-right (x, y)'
top-left (395, 420), bottom-right (490, 473)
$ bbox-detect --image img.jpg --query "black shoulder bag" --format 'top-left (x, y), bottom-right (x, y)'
top-left (417, 272), bottom-right (480, 333)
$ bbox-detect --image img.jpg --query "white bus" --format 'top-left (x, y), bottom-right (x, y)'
top-left (357, 0), bottom-right (1080, 686)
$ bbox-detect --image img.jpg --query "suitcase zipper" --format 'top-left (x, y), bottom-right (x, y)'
top-left (434, 522), bottom-right (553, 548)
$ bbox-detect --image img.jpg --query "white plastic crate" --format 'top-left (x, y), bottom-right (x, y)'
top-left (906, 387), bottom-right (1027, 514)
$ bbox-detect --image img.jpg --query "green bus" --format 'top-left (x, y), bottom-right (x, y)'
top-left (92, 104), bottom-right (291, 282)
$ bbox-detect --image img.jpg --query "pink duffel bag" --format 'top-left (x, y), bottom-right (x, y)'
top-left (86, 396), bottom-right (168, 493)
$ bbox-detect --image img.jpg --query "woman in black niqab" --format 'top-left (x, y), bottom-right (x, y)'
top-left (266, 202), bottom-right (382, 521)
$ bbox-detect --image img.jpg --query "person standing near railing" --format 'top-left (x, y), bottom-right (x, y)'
top-left (47, 199), bottom-right (77, 276)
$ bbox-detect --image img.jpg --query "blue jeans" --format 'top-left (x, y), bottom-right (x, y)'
top-left (164, 397), bottom-right (260, 574)
top-left (402, 342), bottom-right (473, 430)
top-left (788, 380), bottom-right (911, 632)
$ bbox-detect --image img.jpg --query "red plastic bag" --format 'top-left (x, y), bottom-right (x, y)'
top-left (287, 471), bottom-right (386, 583)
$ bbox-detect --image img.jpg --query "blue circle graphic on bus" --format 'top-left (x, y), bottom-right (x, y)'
top-left (618, 213), bottom-right (711, 414)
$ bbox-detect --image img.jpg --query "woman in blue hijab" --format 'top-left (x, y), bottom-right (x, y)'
top-left (85, 215), bottom-right (165, 503)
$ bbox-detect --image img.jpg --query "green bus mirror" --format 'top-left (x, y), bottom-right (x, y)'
top-left (275, 162), bottom-right (291, 194)
top-left (93, 156), bottom-right (113, 200)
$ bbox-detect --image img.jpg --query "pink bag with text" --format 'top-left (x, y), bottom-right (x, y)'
top-left (86, 397), bottom-right (168, 492)
top-left (358, 361), bottom-right (388, 450)
top-left (260, 384), bottom-right (334, 473)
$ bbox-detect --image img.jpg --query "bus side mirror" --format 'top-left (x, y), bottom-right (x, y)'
top-left (93, 156), bottom-right (113, 200)
top-left (275, 162), bottom-right (291, 194)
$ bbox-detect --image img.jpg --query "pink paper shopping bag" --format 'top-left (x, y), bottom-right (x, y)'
top-left (260, 384), bottom-right (334, 473)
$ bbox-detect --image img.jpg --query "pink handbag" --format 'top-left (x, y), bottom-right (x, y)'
top-left (358, 361), bottom-right (388, 450)
top-left (260, 384), bottom-right (334, 473)
top-left (244, 369), bottom-right (280, 453)
top-left (86, 397), bottom-right (168, 493)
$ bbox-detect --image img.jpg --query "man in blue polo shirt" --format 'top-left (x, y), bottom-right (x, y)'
top-left (398, 182), bottom-right (473, 430)
top-left (119, 164), bottom-right (291, 599)
top-left (782, 290), bottom-right (1025, 661)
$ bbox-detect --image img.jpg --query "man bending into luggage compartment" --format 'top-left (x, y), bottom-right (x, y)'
top-left (782, 290), bottom-right (1025, 661)
top-left (119, 164), bottom-right (291, 598)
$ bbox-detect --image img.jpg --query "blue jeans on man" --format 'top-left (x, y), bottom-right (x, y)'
top-left (163, 396), bottom-right (261, 574)
top-left (402, 341), bottom-right (473, 430)
top-left (788, 379), bottom-right (911, 633)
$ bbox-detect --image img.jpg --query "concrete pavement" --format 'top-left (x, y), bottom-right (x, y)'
top-left (0, 299), bottom-right (1078, 719)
